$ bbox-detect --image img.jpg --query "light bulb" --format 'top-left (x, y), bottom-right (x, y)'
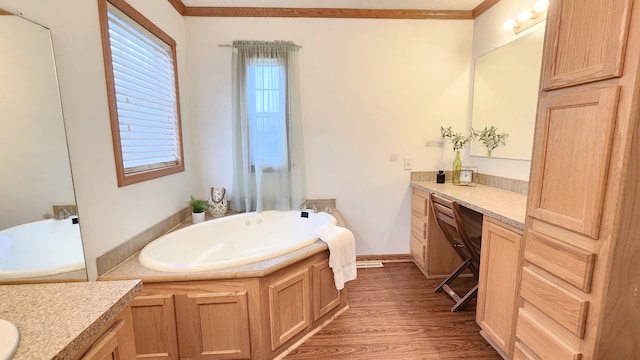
top-left (535, 0), bottom-right (549, 13)
top-left (503, 19), bottom-right (517, 30)
top-left (518, 10), bottom-right (533, 22)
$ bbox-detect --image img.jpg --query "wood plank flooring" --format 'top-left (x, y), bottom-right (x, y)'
top-left (285, 262), bottom-right (501, 359)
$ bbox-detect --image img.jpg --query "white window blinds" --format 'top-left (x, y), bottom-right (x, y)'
top-left (107, 5), bottom-right (180, 174)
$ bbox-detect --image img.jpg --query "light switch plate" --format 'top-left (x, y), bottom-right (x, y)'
top-left (404, 158), bottom-right (413, 170)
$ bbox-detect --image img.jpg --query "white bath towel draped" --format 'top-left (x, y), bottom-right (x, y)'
top-left (313, 224), bottom-right (357, 290)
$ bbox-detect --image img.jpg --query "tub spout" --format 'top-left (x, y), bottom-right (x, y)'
top-left (57, 208), bottom-right (73, 220)
top-left (298, 201), bottom-right (318, 213)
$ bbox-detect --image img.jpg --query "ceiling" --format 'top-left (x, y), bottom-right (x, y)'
top-left (180, 0), bottom-right (486, 11)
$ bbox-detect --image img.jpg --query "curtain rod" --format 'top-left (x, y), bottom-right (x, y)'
top-left (217, 44), bottom-right (303, 48)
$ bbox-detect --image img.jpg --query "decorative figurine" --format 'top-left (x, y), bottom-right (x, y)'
top-left (208, 187), bottom-right (228, 218)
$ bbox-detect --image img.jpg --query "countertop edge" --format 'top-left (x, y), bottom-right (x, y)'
top-left (53, 280), bottom-right (142, 360)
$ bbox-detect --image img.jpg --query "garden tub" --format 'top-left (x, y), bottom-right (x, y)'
top-left (0, 216), bottom-right (85, 280)
top-left (139, 210), bottom-right (336, 272)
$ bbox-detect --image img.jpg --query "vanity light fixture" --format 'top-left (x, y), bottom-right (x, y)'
top-left (503, 0), bottom-right (548, 34)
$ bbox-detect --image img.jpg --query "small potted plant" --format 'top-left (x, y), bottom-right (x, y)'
top-left (188, 196), bottom-right (209, 224)
top-left (472, 126), bottom-right (509, 157)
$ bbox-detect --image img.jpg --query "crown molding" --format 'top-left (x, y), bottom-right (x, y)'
top-left (168, 0), bottom-right (498, 19)
top-left (184, 7), bottom-right (473, 19)
top-left (472, 0), bottom-right (501, 18)
top-left (168, 0), bottom-right (186, 15)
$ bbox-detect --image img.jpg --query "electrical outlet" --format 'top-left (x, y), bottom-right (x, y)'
top-left (404, 158), bottom-right (413, 170)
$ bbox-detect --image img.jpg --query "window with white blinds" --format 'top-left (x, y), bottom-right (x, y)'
top-left (99, 0), bottom-right (184, 186)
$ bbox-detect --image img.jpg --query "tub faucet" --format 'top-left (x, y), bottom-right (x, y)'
top-left (298, 201), bottom-right (318, 213)
top-left (57, 208), bottom-right (73, 220)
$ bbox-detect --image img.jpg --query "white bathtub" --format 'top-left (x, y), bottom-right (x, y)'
top-left (0, 217), bottom-right (85, 280)
top-left (139, 210), bottom-right (336, 272)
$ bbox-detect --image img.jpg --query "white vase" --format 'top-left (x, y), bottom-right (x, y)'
top-left (192, 212), bottom-right (205, 224)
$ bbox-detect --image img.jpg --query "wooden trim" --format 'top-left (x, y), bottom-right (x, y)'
top-left (356, 254), bottom-right (413, 263)
top-left (98, 0), bottom-right (185, 187)
top-left (169, 0), bottom-right (501, 19)
top-left (472, 0), bottom-right (501, 18)
top-left (168, 0), bottom-right (186, 15)
top-left (183, 7), bottom-right (473, 19)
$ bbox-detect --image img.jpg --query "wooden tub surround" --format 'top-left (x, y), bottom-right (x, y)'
top-left (100, 243), bottom-right (347, 360)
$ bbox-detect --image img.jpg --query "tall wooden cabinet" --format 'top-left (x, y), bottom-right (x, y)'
top-left (516, 0), bottom-right (640, 358)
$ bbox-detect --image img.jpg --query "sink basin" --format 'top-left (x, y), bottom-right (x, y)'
top-left (0, 319), bottom-right (19, 360)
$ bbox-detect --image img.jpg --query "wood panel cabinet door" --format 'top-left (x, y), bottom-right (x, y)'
top-left (130, 294), bottom-right (179, 360)
top-left (179, 291), bottom-right (251, 360)
top-left (311, 260), bottom-right (341, 321)
top-left (268, 268), bottom-right (311, 350)
top-left (80, 308), bottom-right (136, 360)
top-left (80, 320), bottom-right (126, 360)
top-left (541, 0), bottom-right (633, 90)
top-left (476, 218), bottom-right (523, 357)
top-left (528, 86), bottom-right (619, 239)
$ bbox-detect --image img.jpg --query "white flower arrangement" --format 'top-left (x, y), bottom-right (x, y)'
top-left (472, 126), bottom-right (509, 156)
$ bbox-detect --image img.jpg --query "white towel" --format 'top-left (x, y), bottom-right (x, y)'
top-left (314, 224), bottom-right (357, 290)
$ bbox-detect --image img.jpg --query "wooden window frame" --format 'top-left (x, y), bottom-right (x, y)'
top-left (98, 0), bottom-right (185, 187)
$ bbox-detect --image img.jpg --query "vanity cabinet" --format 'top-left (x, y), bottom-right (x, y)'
top-left (78, 306), bottom-right (137, 360)
top-left (410, 188), bottom-right (460, 278)
top-left (476, 218), bottom-right (523, 358)
top-left (516, 0), bottom-right (640, 358)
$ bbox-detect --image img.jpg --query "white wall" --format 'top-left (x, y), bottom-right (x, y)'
top-left (465, 0), bottom-right (543, 181)
top-left (187, 17), bottom-right (473, 255)
top-left (0, 0), bottom-right (195, 280)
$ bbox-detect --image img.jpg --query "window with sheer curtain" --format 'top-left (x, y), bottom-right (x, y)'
top-left (231, 41), bottom-right (306, 212)
top-left (98, 0), bottom-right (184, 187)
top-left (248, 58), bottom-right (287, 170)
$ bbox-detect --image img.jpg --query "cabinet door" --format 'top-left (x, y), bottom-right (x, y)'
top-left (81, 320), bottom-right (125, 360)
top-left (80, 308), bottom-right (136, 360)
top-left (311, 260), bottom-right (341, 321)
top-left (528, 86), bottom-right (619, 239)
top-left (269, 268), bottom-right (311, 350)
top-left (541, 0), bottom-right (633, 89)
top-left (476, 218), bottom-right (523, 357)
top-left (180, 291), bottom-right (251, 360)
top-left (130, 294), bottom-right (179, 360)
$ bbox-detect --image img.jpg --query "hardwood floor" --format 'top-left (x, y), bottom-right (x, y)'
top-left (285, 262), bottom-right (501, 360)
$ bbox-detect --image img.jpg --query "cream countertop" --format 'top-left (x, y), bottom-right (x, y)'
top-left (411, 181), bottom-right (528, 229)
top-left (0, 280), bottom-right (141, 360)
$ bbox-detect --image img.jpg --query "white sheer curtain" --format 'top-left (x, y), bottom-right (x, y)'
top-left (231, 41), bottom-right (306, 212)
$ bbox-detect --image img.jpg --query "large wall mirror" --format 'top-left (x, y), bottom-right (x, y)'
top-left (470, 24), bottom-right (545, 160)
top-left (0, 9), bottom-right (86, 283)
